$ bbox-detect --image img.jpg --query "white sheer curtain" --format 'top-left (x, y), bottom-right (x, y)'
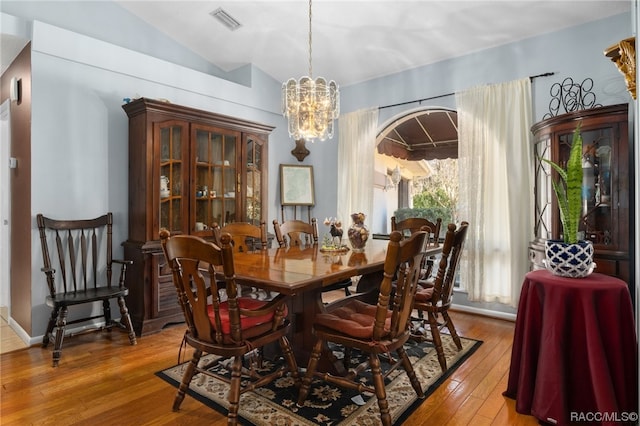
top-left (337, 108), bottom-right (379, 226)
top-left (456, 78), bottom-right (533, 306)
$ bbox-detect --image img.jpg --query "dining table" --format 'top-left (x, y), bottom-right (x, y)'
top-left (230, 238), bottom-right (443, 373)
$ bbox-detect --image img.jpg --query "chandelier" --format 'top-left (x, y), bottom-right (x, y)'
top-left (282, 0), bottom-right (339, 142)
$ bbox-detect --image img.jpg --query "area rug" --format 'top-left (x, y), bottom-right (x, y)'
top-left (157, 333), bottom-right (482, 425)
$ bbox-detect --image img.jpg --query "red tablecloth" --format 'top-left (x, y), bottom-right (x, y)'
top-left (504, 270), bottom-right (638, 425)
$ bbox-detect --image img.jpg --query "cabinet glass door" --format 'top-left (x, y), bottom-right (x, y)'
top-left (158, 122), bottom-right (185, 234)
top-left (533, 133), bottom-right (553, 241)
top-left (193, 125), bottom-right (239, 232)
top-left (557, 126), bottom-right (616, 248)
top-left (245, 135), bottom-right (264, 225)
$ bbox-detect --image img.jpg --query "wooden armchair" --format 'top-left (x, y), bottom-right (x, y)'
top-left (273, 218), bottom-right (318, 247)
top-left (412, 222), bottom-right (468, 372)
top-left (36, 213), bottom-right (137, 367)
top-left (391, 216), bottom-right (441, 278)
top-left (211, 221), bottom-right (269, 298)
top-left (273, 218), bottom-right (352, 296)
top-left (211, 221), bottom-right (268, 253)
top-left (297, 230), bottom-right (428, 426)
top-left (160, 230), bottom-right (299, 425)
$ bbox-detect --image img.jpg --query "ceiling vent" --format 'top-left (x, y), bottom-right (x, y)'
top-left (210, 8), bottom-right (242, 31)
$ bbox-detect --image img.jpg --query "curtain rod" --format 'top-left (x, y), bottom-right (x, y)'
top-left (378, 72), bottom-right (555, 110)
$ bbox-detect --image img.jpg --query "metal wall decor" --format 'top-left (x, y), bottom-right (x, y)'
top-left (542, 77), bottom-right (602, 119)
top-left (291, 139), bottom-right (310, 162)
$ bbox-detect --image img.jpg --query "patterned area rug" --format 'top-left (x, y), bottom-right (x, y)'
top-left (157, 333), bottom-right (482, 425)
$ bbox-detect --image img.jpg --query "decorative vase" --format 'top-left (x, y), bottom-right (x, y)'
top-left (347, 213), bottom-right (369, 253)
top-left (544, 239), bottom-right (595, 278)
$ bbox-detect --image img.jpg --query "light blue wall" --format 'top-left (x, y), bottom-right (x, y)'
top-left (0, 2), bottom-right (633, 334)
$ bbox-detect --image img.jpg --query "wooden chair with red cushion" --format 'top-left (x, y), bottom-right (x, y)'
top-left (159, 229), bottom-right (299, 425)
top-left (296, 229), bottom-right (428, 426)
top-left (412, 222), bottom-right (468, 372)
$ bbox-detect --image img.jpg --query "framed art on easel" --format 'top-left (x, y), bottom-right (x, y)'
top-left (280, 164), bottom-right (315, 206)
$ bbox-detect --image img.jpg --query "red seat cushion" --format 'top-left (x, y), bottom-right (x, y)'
top-left (207, 297), bottom-right (287, 335)
top-left (313, 299), bottom-right (392, 339)
top-left (414, 286), bottom-right (434, 303)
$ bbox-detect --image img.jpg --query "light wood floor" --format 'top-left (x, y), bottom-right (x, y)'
top-left (0, 307), bottom-right (28, 355)
top-left (0, 305), bottom-right (539, 425)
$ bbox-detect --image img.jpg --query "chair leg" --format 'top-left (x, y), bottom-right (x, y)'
top-left (117, 296), bottom-right (138, 345)
top-left (103, 299), bottom-right (112, 328)
top-left (173, 349), bottom-right (202, 411)
top-left (397, 345), bottom-right (424, 399)
top-left (370, 354), bottom-right (391, 426)
top-left (43, 307), bottom-right (59, 347)
top-left (427, 311), bottom-right (447, 372)
top-left (442, 311), bottom-right (462, 350)
top-left (278, 336), bottom-right (299, 382)
top-left (297, 339), bottom-right (323, 406)
top-left (52, 306), bottom-right (68, 367)
top-left (226, 355), bottom-right (243, 425)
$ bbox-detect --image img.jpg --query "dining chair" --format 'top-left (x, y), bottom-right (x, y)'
top-left (412, 221), bottom-right (468, 372)
top-left (159, 229), bottom-right (299, 425)
top-left (273, 218), bottom-right (318, 247)
top-left (391, 216), bottom-right (441, 276)
top-left (297, 229), bottom-right (428, 426)
top-left (391, 216), bottom-right (442, 319)
top-left (36, 213), bottom-right (137, 367)
top-left (273, 218), bottom-right (352, 296)
top-left (211, 221), bottom-right (269, 298)
top-left (212, 221), bottom-right (268, 253)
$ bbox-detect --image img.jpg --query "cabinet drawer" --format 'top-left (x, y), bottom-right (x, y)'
top-left (151, 253), bottom-right (181, 318)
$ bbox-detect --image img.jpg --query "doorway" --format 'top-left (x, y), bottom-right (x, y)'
top-left (1, 99), bottom-right (11, 316)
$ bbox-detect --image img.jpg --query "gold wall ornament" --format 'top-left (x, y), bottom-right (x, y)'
top-left (605, 37), bottom-right (636, 100)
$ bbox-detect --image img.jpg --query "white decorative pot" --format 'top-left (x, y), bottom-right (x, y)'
top-left (544, 240), bottom-right (595, 278)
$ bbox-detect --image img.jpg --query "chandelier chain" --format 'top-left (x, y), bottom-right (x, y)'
top-left (308, 0), bottom-right (313, 78)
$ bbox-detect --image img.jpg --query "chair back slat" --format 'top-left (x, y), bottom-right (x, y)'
top-left (432, 222), bottom-right (468, 305)
top-left (273, 219), bottom-right (318, 248)
top-left (37, 213), bottom-right (113, 296)
top-left (373, 229), bottom-right (427, 341)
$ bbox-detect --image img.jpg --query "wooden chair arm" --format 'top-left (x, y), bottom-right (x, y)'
top-left (41, 266), bottom-right (55, 275)
top-left (322, 291), bottom-right (373, 311)
top-left (113, 259), bottom-right (132, 287)
top-left (238, 294), bottom-right (289, 317)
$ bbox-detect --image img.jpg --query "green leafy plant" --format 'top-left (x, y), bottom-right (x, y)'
top-left (541, 124), bottom-right (583, 244)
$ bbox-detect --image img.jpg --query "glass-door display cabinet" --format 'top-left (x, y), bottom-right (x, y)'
top-left (529, 104), bottom-right (633, 293)
top-left (122, 98), bottom-right (272, 335)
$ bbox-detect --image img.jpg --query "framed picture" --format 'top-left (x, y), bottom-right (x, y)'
top-left (280, 164), bottom-right (315, 206)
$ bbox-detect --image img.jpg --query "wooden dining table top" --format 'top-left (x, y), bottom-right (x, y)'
top-left (230, 239), bottom-right (442, 295)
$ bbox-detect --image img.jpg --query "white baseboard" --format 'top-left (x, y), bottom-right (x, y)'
top-left (10, 319), bottom-right (117, 347)
top-left (450, 304), bottom-right (517, 322)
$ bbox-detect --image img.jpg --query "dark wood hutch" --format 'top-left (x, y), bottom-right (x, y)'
top-left (529, 103), bottom-right (634, 298)
top-left (122, 98), bottom-right (272, 335)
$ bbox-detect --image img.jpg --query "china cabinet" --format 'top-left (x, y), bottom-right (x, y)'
top-left (529, 103), bottom-right (633, 294)
top-left (122, 98), bottom-right (272, 335)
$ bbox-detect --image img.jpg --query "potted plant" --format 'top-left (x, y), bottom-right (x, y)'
top-left (541, 123), bottom-right (595, 277)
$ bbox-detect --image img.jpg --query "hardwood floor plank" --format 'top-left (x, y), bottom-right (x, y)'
top-left (0, 312), bottom-right (540, 425)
